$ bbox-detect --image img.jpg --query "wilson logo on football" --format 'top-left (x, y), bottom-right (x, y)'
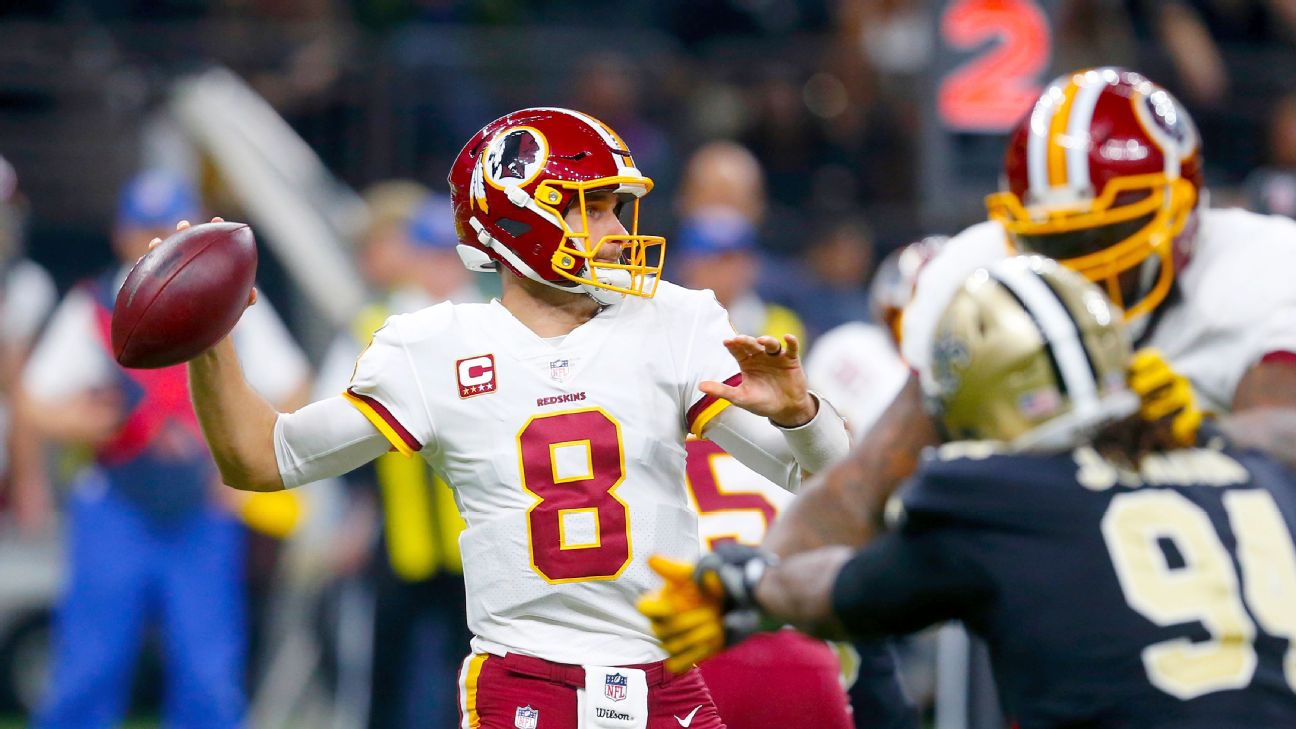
top-left (457, 354), bottom-right (497, 398)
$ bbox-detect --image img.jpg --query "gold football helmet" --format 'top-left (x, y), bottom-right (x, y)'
top-left (928, 256), bottom-right (1138, 450)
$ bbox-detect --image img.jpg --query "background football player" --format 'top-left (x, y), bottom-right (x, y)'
top-left (644, 257), bottom-right (1296, 729)
top-left (763, 67), bottom-right (1296, 563)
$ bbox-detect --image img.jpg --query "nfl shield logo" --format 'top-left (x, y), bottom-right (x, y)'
top-left (514, 705), bottom-right (539, 729)
top-left (604, 672), bottom-right (628, 702)
top-left (549, 358), bottom-right (570, 382)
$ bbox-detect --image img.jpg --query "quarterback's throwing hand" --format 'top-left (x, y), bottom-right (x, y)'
top-left (1129, 348), bottom-right (1203, 446)
top-left (700, 334), bottom-right (816, 427)
top-left (148, 217), bottom-right (258, 309)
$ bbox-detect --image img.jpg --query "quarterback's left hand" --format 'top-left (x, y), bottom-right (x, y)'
top-left (638, 545), bottom-right (777, 674)
top-left (700, 334), bottom-right (816, 427)
top-left (1129, 348), bottom-right (1203, 447)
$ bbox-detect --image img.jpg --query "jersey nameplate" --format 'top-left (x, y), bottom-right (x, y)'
top-left (1074, 446), bottom-right (1250, 491)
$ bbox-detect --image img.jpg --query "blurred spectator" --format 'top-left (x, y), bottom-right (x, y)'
top-left (0, 155), bottom-right (58, 535)
top-left (1127, 0), bottom-right (1296, 103)
top-left (738, 65), bottom-right (834, 218)
top-left (16, 170), bottom-right (310, 729)
top-left (816, 0), bottom-right (919, 221)
top-left (665, 0), bottom-right (832, 49)
top-left (568, 53), bottom-right (674, 203)
top-left (674, 206), bottom-right (806, 343)
top-left (833, 0), bottom-right (931, 93)
top-left (1053, 0), bottom-right (1137, 74)
top-left (791, 217), bottom-right (876, 338)
top-left (677, 140), bottom-right (767, 225)
top-left (805, 235), bottom-right (946, 439)
top-left (1245, 91), bottom-right (1296, 219)
top-left (316, 181), bottom-right (476, 729)
top-left (674, 141), bottom-right (809, 340)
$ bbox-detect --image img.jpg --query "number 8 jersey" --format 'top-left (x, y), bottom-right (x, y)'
top-left (344, 281), bottom-right (742, 665)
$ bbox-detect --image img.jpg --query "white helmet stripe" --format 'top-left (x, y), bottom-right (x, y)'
top-left (992, 263), bottom-right (1100, 420)
top-left (1065, 73), bottom-right (1106, 191)
top-left (1026, 85), bottom-right (1060, 195)
top-left (531, 107), bottom-right (625, 151)
top-left (530, 107), bottom-right (643, 181)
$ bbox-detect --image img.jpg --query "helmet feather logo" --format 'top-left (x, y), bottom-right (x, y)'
top-left (483, 127), bottom-right (549, 189)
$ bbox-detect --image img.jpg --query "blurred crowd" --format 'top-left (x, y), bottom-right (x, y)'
top-left (1, 0), bottom-right (1295, 726)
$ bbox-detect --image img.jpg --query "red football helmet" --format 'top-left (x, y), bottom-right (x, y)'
top-left (448, 107), bottom-right (664, 303)
top-left (985, 68), bottom-right (1204, 321)
top-left (870, 236), bottom-right (949, 346)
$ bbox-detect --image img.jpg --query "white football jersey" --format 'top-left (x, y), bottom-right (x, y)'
top-left (902, 208), bottom-right (1296, 414)
top-left (683, 438), bottom-right (791, 550)
top-left (805, 322), bottom-right (909, 436)
top-left (345, 282), bottom-right (742, 665)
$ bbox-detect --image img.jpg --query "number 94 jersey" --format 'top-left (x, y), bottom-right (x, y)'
top-left (860, 444), bottom-right (1296, 728)
top-left (344, 281), bottom-right (742, 665)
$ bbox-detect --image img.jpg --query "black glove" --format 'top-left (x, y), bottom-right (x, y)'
top-left (694, 542), bottom-right (779, 645)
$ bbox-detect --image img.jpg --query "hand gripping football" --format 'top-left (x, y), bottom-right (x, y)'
top-left (111, 221), bottom-right (257, 369)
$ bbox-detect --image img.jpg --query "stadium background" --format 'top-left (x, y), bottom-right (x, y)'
top-left (1, 0), bottom-right (1294, 727)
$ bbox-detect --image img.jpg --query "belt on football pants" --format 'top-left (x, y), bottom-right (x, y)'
top-left (493, 652), bottom-right (674, 688)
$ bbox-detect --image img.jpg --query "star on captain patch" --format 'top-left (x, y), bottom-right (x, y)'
top-left (549, 358), bottom-right (570, 382)
top-left (514, 705), bottom-right (538, 729)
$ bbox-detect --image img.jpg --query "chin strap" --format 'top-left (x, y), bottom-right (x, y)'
top-left (466, 214), bottom-right (637, 305)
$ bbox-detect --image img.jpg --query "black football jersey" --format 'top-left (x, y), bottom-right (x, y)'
top-left (831, 443), bottom-right (1296, 729)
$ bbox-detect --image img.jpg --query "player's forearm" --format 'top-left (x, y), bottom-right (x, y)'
top-left (6, 394), bottom-right (50, 490)
top-left (705, 398), bottom-right (851, 492)
top-left (753, 546), bottom-right (854, 640)
top-left (1217, 407), bottom-right (1296, 471)
top-left (762, 376), bottom-right (938, 557)
top-left (188, 338), bottom-right (284, 491)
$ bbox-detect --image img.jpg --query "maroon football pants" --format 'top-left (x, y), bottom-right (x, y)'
top-left (459, 651), bottom-right (726, 729)
top-left (698, 631), bottom-right (854, 729)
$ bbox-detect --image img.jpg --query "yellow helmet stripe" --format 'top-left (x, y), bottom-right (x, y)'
top-left (1046, 76), bottom-right (1083, 187)
top-left (1064, 71), bottom-right (1109, 191)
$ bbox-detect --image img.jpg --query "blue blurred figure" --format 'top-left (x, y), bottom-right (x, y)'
top-left (20, 170), bottom-right (310, 729)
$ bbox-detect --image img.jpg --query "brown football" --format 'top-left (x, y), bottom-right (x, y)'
top-left (112, 221), bottom-right (258, 369)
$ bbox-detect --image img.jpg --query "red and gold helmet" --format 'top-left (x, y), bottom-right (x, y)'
top-left (869, 235), bottom-right (949, 346)
top-left (448, 107), bottom-right (664, 303)
top-left (986, 68), bottom-right (1203, 321)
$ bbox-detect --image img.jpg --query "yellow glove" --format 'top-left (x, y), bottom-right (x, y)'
top-left (637, 555), bottom-right (726, 674)
top-left (1129, 348), bottom-right (1203, 447)
top-left (235, 490), bottom-right (304, 539)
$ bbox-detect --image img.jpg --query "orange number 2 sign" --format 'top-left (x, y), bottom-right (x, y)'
top-left (938, 0), bottom-right (1052, 132)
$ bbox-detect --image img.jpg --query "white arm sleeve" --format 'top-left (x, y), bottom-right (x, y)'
top-left (704, 394), bottom-right (851, 492)
top-left (273, 396), bottom-right (393, 488)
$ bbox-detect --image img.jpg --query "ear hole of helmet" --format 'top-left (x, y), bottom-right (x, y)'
top-left (495, 217), bottom-right (532, 239)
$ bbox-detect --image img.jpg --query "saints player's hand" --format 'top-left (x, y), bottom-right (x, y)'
top-left (701, 334), bottom-right (816, 427)
top-left (1129, 348), bottom-right (1203, 446)
top-left (639, 545), bottom-right (778, 673)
